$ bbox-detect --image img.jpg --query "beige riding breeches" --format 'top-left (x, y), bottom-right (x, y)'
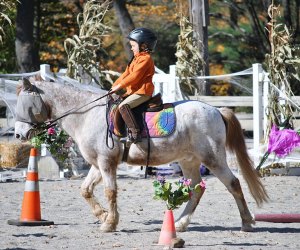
top-left (119, 94), bottom-right (151, 109)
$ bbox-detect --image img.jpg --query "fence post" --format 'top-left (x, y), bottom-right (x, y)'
top-left (168, 65), bottom-right (176, 103)
top-left (252, 63), bottom-right (264, 157)
top-left (40, 64), bottom-right (52, 81)
top-left (263, 72), bottom-right (270, 140)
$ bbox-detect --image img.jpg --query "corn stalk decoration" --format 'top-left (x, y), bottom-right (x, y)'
top-left (264, 2), bottom-right (300, 138)
top-left (175, 0), bottom-right (205, 95)
top-left (64, 0), bottom-right (111, 87)
top-left (0, 0), bottom-right (17, 44)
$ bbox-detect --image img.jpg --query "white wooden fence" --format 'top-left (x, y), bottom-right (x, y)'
top-left (1, 63), bottom-right (300, 157)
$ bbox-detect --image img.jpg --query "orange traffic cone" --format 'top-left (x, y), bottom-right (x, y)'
top-left (158, 209), bottom-right (177, 245)
top-left (8, 148), bottom-right (54, 226)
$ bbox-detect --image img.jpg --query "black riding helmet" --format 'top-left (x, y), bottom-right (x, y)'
top-left (127, 27), bottom-right (157, 52)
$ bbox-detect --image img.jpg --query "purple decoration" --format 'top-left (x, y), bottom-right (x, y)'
top-left (268, 125), bottom-right (300, 158)
top-left (200, 164), bottom-right (206, 175)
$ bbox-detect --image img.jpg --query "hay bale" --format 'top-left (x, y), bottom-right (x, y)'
top-left (0, 142), bottom-right (32, 168)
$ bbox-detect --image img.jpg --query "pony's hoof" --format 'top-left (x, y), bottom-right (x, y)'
top-left (99, 211), bottom-right (108, 223)
top-left (241, 224), bottom-right (254, 232)
top-left (175, 222), bottom-right (187, 232)
top-left (100, 222), bottom-right (117, 232)
top-left (94, 209), bottom-right (108, 223)
top-left (241, 216), bottom-right (255, 232)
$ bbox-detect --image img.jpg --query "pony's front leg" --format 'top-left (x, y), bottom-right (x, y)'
top-left (99, 159), bottom-right (119, 232)
top-left (81, 165), bottom-right (108, 223)
top-left (175, 159), bottom-right (205, 232)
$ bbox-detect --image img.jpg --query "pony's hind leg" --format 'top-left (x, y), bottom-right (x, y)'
top-left (209, 162), bottom-right (255, 232)
top-left (81, 165), bottom-right (108, 223)
top-left (175, 158), bottom-right (205, 232)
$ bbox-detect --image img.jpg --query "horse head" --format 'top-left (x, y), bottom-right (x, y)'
top-left (15, 78), bottom-right (50, 141)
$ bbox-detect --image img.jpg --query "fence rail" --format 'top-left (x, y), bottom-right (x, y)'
top-left (189, 96), bottom-right (253, 107)
top-left (188, 95), bottom-right (300, 132)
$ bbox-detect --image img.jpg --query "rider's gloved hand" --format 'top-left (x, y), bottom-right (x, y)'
top-left (109, 84), bottom-right (122, 94)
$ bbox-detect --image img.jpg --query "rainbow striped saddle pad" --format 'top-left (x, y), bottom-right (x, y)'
top-left (108, 98), bottom-right (176, 139)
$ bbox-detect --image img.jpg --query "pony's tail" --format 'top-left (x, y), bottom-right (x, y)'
top-left (219, 107), bottom-right (269, 207)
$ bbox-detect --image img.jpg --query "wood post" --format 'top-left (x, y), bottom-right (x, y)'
top-left (252, 63), bottom-right (264, 156)
top-left (263, 72), bottom-right (270, 141)
top-left (40, 64), bottom-right (52, 81)
top-left (168, 65), bottom-right (176, 103)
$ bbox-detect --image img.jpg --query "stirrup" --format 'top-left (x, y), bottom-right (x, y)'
top-left (120, 137), bottom-right (129, 144)
top-left (119, 135), bottom-right (141, 144)
top-left (120, 136), bottom-right (134, 145)
top-left (120, 137), bottom-right (134, 148)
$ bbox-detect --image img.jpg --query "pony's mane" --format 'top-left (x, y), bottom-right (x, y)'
top-left (30, 73), bottom-right (108, 95)
top-left (16, 74), bottom-right (43, 95)
top-left (55, 77), bottom-right (107, 95)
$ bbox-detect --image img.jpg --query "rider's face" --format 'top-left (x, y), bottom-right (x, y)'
top-left (129, 40), bottom-right (139, 56)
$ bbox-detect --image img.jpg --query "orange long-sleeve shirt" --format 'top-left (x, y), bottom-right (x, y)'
top-left (113, 52), bottom-right (155, 96)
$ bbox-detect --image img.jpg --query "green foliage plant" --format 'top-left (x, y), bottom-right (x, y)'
top-left (30, 126), bottom-right (71, 164)
top-left (64, 0), bottom-right (111, 88)
top-left (0, 0), bottom-right (18, 44)
top-left (153, 176), bottom-right (206, 210)
top-left (264, 2), bottom-right (300, 138)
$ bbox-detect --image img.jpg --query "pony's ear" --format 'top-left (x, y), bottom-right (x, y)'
top-left (22, 78), bottom-right (33, 91)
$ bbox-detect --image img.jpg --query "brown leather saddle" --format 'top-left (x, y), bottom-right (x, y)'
top-left (107, 93), bottom-right (164, 137)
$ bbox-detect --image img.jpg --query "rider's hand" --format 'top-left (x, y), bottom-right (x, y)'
top-left (110, 84), bottom-right (122, 94)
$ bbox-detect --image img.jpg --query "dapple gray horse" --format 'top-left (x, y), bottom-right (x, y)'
top-left (15, 78), bottom-right (268, 232)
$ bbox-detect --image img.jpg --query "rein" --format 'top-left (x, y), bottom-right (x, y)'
top-left (33, 91), bottom-right (113, 134)
top-left (45, 92), bottom-right (112, 128)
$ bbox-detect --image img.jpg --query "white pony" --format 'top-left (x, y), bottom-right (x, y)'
top-left (14, 78), bottom-right (268, 232)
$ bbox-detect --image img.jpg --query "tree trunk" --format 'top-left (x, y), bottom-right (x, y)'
top-left (15, 0), bottom-right (39, 72)
top-left (113, 0), bottom-right (135, 60)
top-left (189, 0), bottom-right (210, 95)
top-left (283, 0), bottom-right (299, 41)
top-left (296, 0), bottom-right (300, 41)
top-left (229, 0), bottom-right (238, 28)
top-left (283, 0), bottom-right (293, 29)
top-left (244, 0), bottom-right (269, 54)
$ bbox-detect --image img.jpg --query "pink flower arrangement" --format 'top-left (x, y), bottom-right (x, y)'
top-left (153, 176), bottom-right (206, 210)
top-left (199, 180), bottom-right (206, 190)
top-left (47, 127), bottom-right (56, 135)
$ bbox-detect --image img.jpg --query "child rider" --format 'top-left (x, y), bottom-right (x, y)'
top-left (110, 28), bottom-right (157, 143)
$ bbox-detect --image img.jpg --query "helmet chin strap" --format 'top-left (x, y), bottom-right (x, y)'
top-left (139, 43), bottom-right (148, 52)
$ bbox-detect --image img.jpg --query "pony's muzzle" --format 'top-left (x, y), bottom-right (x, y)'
top-left (14, 121), bottom-right (34, 141)
top-left (15, 132), bottom-right (27, 142)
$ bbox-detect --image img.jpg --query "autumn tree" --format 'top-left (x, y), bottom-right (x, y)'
top-left (208, 0), bottom-right (299, 95)
top-left (113, 0), bottom-right (135, 59)
top-left (1, 0), bottom-right (299, 80)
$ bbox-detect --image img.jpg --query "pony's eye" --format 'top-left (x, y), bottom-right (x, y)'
top-left (34, 113), bottom-right (44, 123)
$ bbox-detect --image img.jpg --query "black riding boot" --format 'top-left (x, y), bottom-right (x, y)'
top-left (119, 104), bottom-right (142, 144)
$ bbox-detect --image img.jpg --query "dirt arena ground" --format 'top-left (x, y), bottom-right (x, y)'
top-left (0, 169), bottom-right (299, 250)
